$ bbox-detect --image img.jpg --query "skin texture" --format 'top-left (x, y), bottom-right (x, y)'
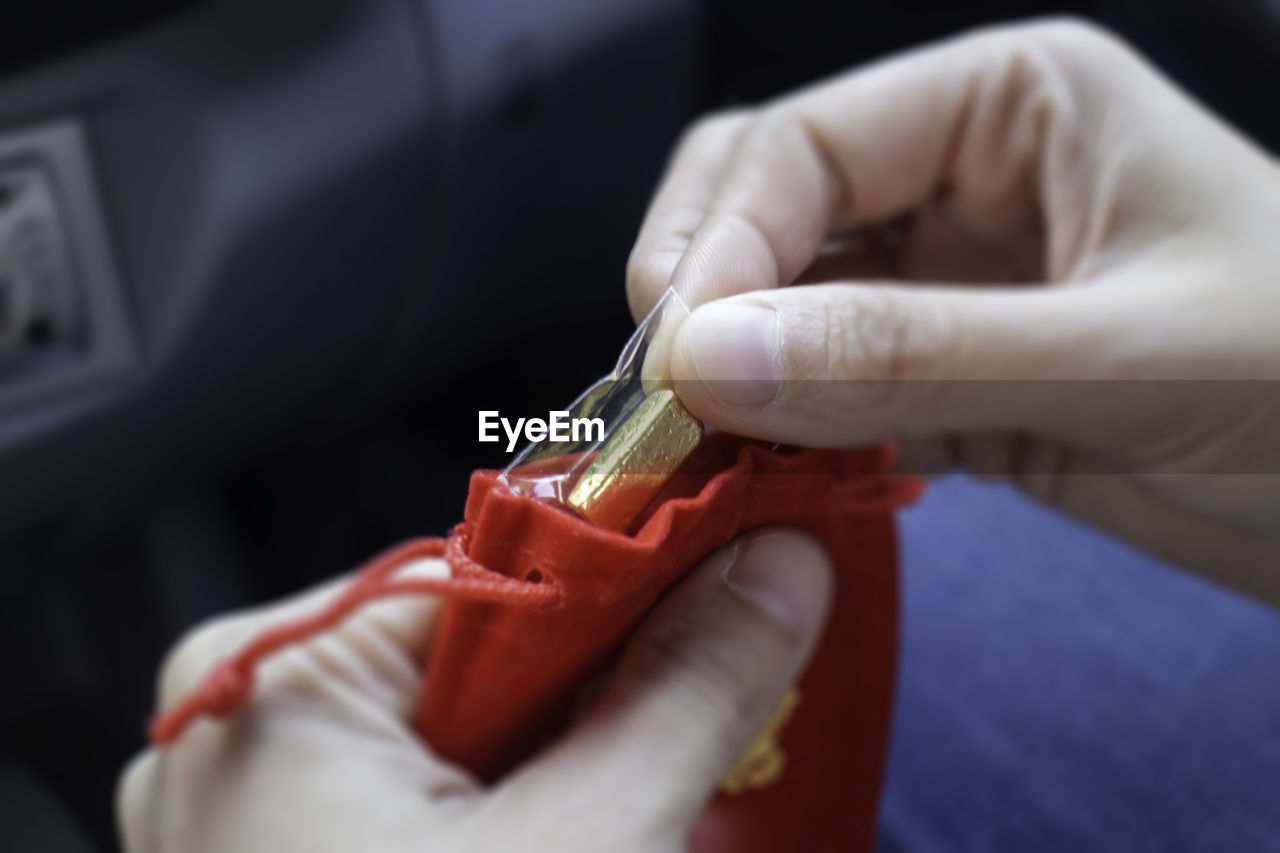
top-left (629, 19), bottom-right (1280, 603)
top-left (118, 531), bottom-right (832, 852)
top-left (121, 18), bottom-right (1280, 850)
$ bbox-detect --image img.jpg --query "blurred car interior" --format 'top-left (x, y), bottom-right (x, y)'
top-left (0, 0), bottom-right (1276, 849)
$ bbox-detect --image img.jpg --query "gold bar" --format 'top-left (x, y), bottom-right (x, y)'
top-left (567, 389), bottom-right (702, 531)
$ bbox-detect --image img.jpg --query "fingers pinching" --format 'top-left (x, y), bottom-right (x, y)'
top-left (667, 282), bottom-right (1121, 447)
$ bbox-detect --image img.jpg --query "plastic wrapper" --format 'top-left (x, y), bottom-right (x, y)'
top-left (502, 289), bottom-right (705, 532)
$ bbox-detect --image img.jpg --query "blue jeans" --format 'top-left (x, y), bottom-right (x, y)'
top-left (879, 476), bottom-right (1280, 852)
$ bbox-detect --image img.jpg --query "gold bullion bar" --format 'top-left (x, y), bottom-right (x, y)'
top-left (567, 388), bottom-right (702, 531)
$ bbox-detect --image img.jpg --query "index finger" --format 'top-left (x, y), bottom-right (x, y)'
top-left (626, 19), bottom-right (1131, 318)
top-left (626, 111), bottom-right (749, 322)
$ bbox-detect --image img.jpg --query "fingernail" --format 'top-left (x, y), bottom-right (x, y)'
top-left (687, 302), bottom-right (781, 407)
top-left (723, 533), bottom-right (829, 636)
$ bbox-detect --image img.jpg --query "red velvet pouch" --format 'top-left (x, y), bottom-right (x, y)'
top-left (153, 436), bottom-right (919, 852)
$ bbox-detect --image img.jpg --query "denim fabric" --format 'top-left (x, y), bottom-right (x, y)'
top-left (879, 475), bottom-right (1280, 853)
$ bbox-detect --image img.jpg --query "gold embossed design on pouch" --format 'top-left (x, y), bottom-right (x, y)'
top-left (720, 689), bottom-right (801, 794)
top-left (566, 389), bottom-right (702, 532)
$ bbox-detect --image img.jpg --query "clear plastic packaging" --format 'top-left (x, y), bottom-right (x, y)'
top-left (500, 289), bottom-right (703, 532)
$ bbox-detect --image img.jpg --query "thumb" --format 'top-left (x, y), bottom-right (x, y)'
top-left (666, 282), bottom-right (1127, 447)
top-left (502, 529), bottom-right (832, 842)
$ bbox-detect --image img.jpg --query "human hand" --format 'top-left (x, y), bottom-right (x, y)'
top-left (628, 19), bottom-right (1280, 601)
top-left (117, 530), bottom-right (831, 852)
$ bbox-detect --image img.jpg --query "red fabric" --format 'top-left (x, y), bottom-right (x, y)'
top-left (152, 436), bottom-right (919, 852)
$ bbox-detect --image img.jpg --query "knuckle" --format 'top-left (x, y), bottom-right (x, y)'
top-left (679, 108), bottom-right (752, 153)
top-left (828, 290), bottom-right (920, 382)
top-left (822, 297), bottom-right (900, 412)
top-left (1029, 16), bottom-right (1115, 46)
top-left (156, 612), bottom-right (246, 708)
top-left (740, 105), bottom-right (792, 147)
top-left (734, 105), bottom-right (826, 187)
top-left (817, 290), bottom-right (949, 418)
top-left (959, 17), bottom-right (1131, 82)
top-left (1024, 16), bottom-right (1133, 66)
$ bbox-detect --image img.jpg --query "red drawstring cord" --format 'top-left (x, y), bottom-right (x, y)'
top-left (149, 528), bottom-right (561, 746)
